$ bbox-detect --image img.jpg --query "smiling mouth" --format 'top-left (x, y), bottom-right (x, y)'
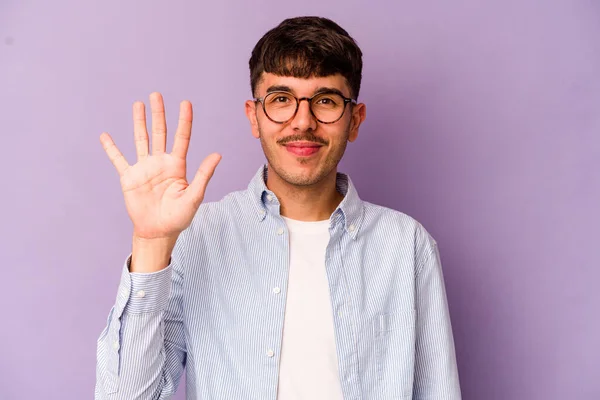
top-left (283, 142), bottom-right (323, 157)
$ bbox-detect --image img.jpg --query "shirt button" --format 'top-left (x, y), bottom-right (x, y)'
top-left (338, 311), bottom-right (343, 317)
top-left (113, 341), bottom-right (119, 350)
top-left (266, 194), bottom-right (273, 201)
top-left (259, 209), bottom-right (266, 216)
top-left (276, 227), bottom-right (284, 235)
top-left (137, 290), bottom-right (146, 298)
top-left (273, 287), bottom-right (281, 294)
top-left (267, 349), bottom-right (275, 358)
top-left (349, 224), bottom-right (356, 232)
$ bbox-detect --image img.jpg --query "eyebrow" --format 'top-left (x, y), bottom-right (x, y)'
top-left (264, 85), bottom-right (348, 98)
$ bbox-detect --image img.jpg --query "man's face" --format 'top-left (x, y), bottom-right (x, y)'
top-left (245, 73), bottom-right (366, 187)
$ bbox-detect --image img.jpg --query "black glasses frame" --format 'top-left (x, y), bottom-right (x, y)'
top-left (254, 91), bottom-right (357, 124)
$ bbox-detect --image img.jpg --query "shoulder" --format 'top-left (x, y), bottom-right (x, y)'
top-left (362, 201), bottom-right (438, 265)
top-left (199, 189), bottom-right (249, 216)
top-left (183, 188), bottom-right (252, 236)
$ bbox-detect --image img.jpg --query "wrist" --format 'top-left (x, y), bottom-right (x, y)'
top-left (130, 235), bottom-right (178, 273)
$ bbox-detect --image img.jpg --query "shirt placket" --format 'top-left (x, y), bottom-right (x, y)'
top-left (326, 217), bottom-right (362, 400)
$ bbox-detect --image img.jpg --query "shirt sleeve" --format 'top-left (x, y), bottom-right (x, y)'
top-left (95, 233), bottom-right (187, 399)
top-left (412, 232), bottom-right (462, 399)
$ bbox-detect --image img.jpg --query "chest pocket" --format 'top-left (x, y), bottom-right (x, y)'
top-left (373, 308), bottom-right (416, 397)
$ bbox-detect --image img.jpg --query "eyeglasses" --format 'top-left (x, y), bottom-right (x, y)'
top-left (255, 91), bottom-right (356, 124)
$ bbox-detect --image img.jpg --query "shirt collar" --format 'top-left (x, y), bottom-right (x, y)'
top-left (247, 164), bottom-right (364, 239)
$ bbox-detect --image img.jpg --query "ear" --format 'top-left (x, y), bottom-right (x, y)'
top-left (348, 102), bottom-right (366, 143)
top-left (245, 100), bottom-right (261, 139)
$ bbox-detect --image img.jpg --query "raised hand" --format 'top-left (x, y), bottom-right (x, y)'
top-left (100, 92), bottom-right (221, 247)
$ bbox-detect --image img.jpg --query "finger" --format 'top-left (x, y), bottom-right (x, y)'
top-left (150, 92), bottom-right (167, 155)
top-left (186, 153), bottom-right (222, 207)
top-left (133, 101), bottom-right (149, 160)
top-left (100, 132), bottom-right (130, 176)
top-left (172, 100), bottom-right (193, 160)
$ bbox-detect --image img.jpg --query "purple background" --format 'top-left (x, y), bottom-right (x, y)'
top-left (1, 0), bottom-right (599, 399)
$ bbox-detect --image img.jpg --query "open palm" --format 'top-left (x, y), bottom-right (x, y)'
top-left (100, 92), bottom-right (221, 240)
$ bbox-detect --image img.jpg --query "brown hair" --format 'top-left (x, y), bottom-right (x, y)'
top-left (249, 16), bottom-right (363, 99)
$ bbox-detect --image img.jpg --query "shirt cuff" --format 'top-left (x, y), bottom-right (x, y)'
top-left (114, 254), bottom-right (173, 316)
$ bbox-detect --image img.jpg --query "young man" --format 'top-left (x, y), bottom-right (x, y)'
top-left (96, 16), bottom-right (461, 400)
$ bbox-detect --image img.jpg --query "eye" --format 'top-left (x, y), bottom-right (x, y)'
top-left (266, 92), bottom-right (294, 106)
top-left (314, 94), bottom-right (341, 107)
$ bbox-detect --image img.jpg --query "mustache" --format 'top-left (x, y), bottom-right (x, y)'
top-left (277, 133), bottom-right (328, 146)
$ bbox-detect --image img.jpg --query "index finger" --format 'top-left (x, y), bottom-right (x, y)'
top-left (171, 100), bottom-right (193, 160)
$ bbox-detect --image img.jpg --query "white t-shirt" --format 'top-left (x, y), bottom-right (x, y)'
top-left (276, 217), bottom-right (344, 400)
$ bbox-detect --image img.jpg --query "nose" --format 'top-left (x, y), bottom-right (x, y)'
top-left (290, 98), bottom-right (317, 131)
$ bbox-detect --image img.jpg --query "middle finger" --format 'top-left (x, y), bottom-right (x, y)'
top-left (150, 92), bottom-right (167, 155)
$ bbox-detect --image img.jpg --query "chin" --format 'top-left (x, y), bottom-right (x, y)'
top-left (280, 165), bottom-right (331, 187)
top-left (286, 175), bottom-right (321, 187)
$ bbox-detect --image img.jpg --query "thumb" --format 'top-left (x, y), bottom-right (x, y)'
top-left (186, 153), bottom-right (222, 208)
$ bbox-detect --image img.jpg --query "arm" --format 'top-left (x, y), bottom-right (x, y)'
top-left (95, 234), bottom-right (187, 399)
top-left (96, 92), bottom-right (219, 398)
top-left (413, 239), bottom-right (462, 399)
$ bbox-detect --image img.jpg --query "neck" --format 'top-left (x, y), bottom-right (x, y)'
top-left (265, 164), bottom-right (344, 221)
